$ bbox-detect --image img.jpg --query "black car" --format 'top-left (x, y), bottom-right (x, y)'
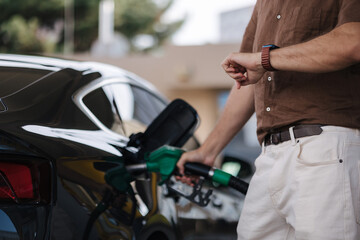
top-left (0, 54), bottom-right (248, 240)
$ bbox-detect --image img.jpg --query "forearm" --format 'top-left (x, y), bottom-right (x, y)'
top-left (271, 22), bottom-right (360, 73)
top-left (200, 85), bottom-right (255, 159)
top-left (176, 76), bottom-right (254, 177)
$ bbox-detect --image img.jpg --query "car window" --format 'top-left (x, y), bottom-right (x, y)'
top-left (83, 86), bottom-right (125, 135)
top-left (0, 67), bottom-right (52, 98)
top-left (130, 85), bottom-right (166, 125)
top-left (83, 82), bottom-right (166, 137)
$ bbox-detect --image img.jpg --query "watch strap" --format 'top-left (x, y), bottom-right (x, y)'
top-left (261, 44), bottom-right (279, 71)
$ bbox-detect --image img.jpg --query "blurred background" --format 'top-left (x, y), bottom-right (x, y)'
top-left (0, 0), bottom-right (259, 163)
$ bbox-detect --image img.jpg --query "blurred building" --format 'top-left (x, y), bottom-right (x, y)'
top-left (219, 6), bottom-right (255, 44)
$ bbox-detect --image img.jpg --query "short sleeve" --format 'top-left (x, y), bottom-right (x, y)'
top-left (240, 1), bottom-right (259, 53)
top-left (337, 0), bottom-right (360, 26)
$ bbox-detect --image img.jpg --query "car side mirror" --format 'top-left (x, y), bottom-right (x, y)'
top-left (128, 99), bottom-right (199, 155)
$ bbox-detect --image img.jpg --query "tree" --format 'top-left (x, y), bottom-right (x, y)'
top-left (0, 0), bottom-right (183, 54)
top-left (0, 16), bottom-right (44, 53)
top-left (115, 0), bottom-right (184, 52)
top-left (0, 0), bottom-right (64, 53)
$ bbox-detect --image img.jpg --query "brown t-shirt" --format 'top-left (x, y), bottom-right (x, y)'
top-left (240, 0), bottom-right (360, 144)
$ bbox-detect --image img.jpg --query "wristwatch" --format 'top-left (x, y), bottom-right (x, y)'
top-left (261, 44), bottom-right (279, 71)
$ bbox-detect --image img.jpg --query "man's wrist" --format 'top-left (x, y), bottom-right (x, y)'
top-left (199, 141), bottom-right (220, 163)
top-left (256, 52), bottom-right (264, 72)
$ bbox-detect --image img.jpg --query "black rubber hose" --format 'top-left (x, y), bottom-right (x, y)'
top-left (228, 176), bottom-right (249, 195)
top-left (82, 208), bottom-right (103, 240)
top-left (83, 190), bottom-right (113, 240)
top-left (184, 162), bottom-right (211, 177)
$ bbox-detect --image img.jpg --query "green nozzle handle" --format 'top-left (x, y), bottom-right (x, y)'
top-left (146, 146), bottom-right (184, 184)
top-left (184, 162), bottom-right (248, 195)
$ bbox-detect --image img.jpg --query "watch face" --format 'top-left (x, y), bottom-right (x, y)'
top-left (262, 44), bottom-right (279, 49)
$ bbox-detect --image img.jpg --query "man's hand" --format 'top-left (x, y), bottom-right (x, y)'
top-left (221, 52), bottom-right (265, 89)
top-left (176, 148), bottom-right (216, 186)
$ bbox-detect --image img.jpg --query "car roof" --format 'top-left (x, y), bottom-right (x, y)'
top-left (0, 54), bottom-right (88, 71)
top-left (0, 54), bottom-right (160, 98)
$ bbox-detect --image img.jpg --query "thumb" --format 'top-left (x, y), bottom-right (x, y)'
top-left (176, 154), bottom-right (186, 175)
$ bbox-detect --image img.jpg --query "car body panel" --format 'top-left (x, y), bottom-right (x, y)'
top-left (0, 54), bottom-right (174, 240)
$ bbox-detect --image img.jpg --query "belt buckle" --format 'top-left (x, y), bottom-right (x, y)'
top-left (270, 133), bottom-right (280, 145)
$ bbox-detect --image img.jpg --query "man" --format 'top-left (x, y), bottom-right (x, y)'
top-left (177, 0), bottom-right (360, 239)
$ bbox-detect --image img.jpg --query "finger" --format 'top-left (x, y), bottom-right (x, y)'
top-left (190, 176), bottom-right (199, 184)
top-left (222, 59), bottom-right (242, 71)
top-left (178, 176), bottom-right (194, 186)
top-left (228, 63), bottom-right (244, 72)
top-left (179, 176), bottom-right (188, 183)
top-left (229, 61), bottom-right (243, 68)
top-left (185, 178), bottom-right (194, 187)
top-left (224, 67), bottom-right (239, 73)
top-left (228, 72), bottom-right (246, 79)
top-left (175, 175), bottom-right (183, 181)
top-left (236, 81), bottom-right (241, 89)
top-left (221, 59), bottom-right (232, 70)
top-left (177, 165), bottom-right (184, 176)
top-left (176, 158), bottom-right (185, 175)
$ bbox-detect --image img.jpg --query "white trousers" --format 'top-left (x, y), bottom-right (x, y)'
top-left (237, 126), bottom-right (360, 240)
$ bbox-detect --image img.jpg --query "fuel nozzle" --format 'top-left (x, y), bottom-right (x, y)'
top-left (125, 145), bottom-right (184, 183)
top-left (184, 162), bottom-right (248, 195)
top-left (145, 146), bottom-right (184, 184)
top-left (126, 145), bottom-right (249, 195)
top-left (125, 145), bottom-right (249, 207)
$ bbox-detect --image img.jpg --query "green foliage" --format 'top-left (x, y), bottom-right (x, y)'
top-left (0, 0), bottom-right (64, 53)
top-left (73, 0), bottom-right (99, 51)
top-left (0, 15), bottom-right (44, 53)
top-left (0, 0), bottom-right (64, 26)
top-left (115, 0), bottom-right (184, 52)
top-left (116, 0), bottom-right (159, 39)
top-left (0, 0), bottom-right (183, 54)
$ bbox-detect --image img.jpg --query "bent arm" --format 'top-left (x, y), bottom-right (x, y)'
top-left (222, 22), bottom-right (360, 87)
top-left (177, 85), bottom-right (254, 175)
top-left (271, 22), bottom-right (360, 73)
